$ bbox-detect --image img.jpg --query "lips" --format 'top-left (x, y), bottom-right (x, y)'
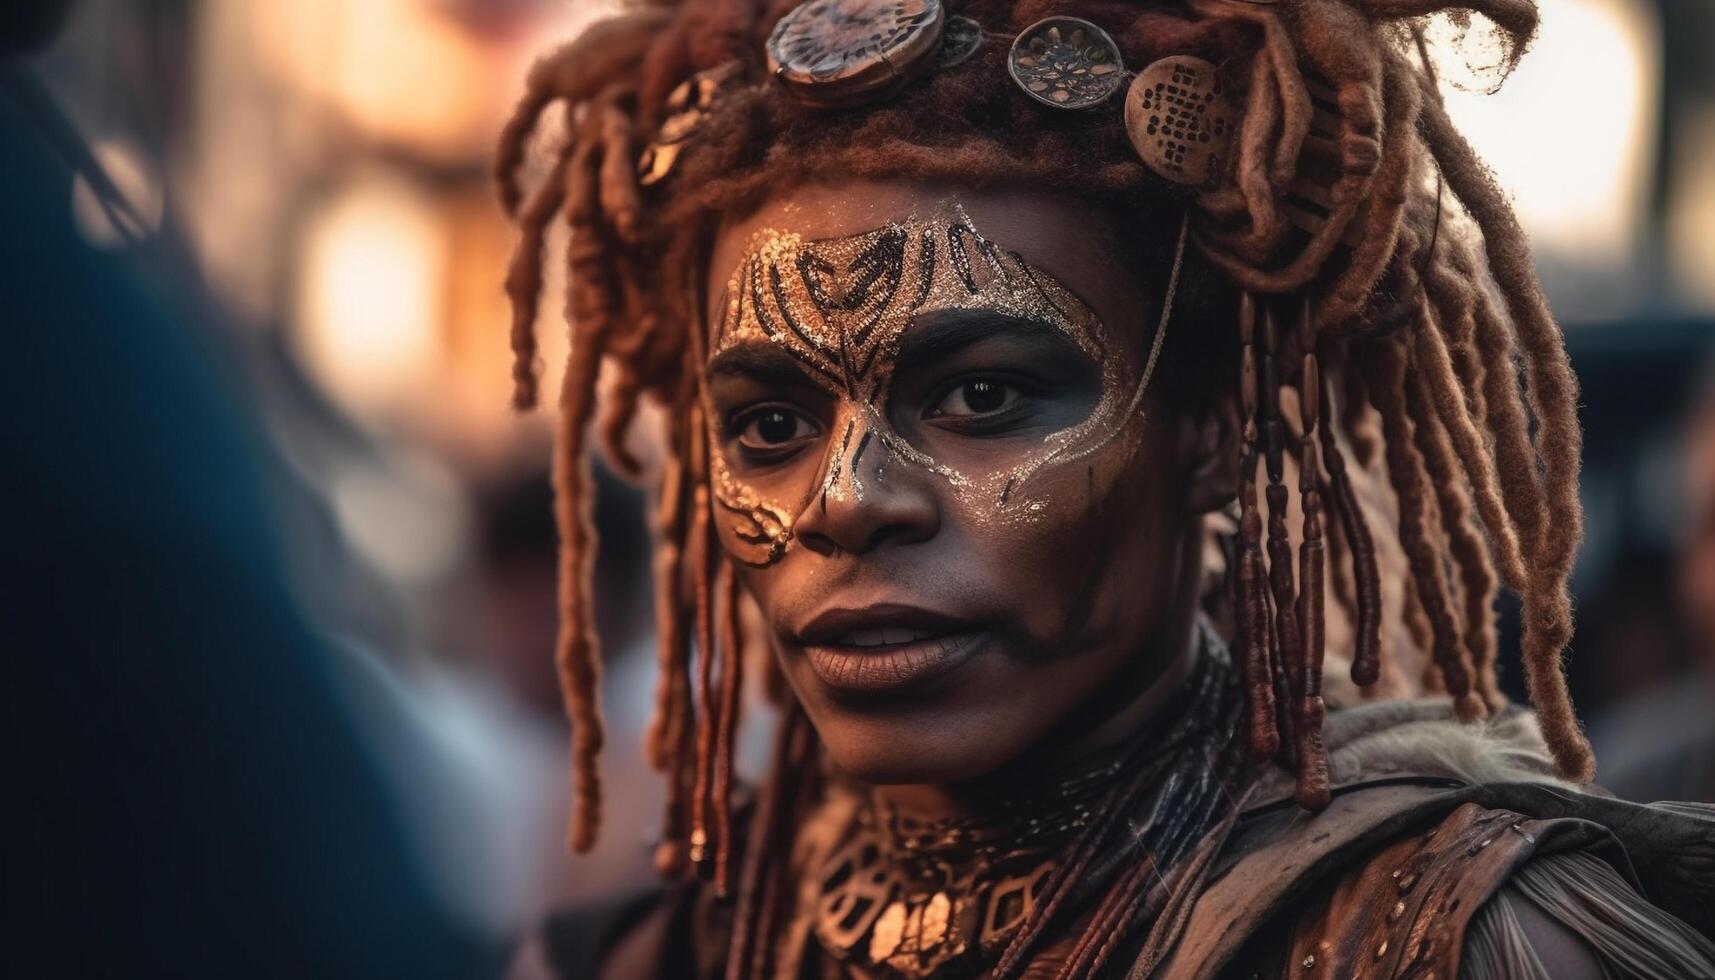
top-left (792, 604), bottom-right (986, 695)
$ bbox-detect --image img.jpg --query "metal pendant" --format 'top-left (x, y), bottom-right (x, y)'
top-left (1008, 16), bottom-right (1126, 110)
top-left (768, 0), bottom-right (947, 108)
top-left (1124, 55), bottom-right (1237, 187)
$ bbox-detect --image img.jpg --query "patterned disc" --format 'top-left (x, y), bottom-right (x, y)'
top-left (1007, 16), bottom-right (1126, 110)
top-left (768, 0), bottom-right (947, 107)
top-left (934, 15), bottom-right (984, 70)
top-left (1124, 55), bottom-right (1238, 187)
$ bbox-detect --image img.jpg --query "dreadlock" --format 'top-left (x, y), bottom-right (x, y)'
top-left (494, 0), bottom-right (1596, 968)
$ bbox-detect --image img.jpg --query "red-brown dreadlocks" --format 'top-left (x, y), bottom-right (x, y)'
top-left (494, 0), bottom-right (1594, 966)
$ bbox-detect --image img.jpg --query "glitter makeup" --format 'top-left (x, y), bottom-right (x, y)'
top-left (704, 207), bottom-right (1181, 566)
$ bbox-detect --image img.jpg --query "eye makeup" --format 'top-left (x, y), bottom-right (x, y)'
top-left (703, 207), bottom-right (1169, 566)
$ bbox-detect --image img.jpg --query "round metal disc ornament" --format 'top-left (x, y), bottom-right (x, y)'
top-left (933, 15), bottom-right (984, 70)
top-left (767, 0), bottom-right (946, 108)
top-left (1008, 17), bottom-right (1126, 110)
top-left (1124, 56), bottom-right (1238, 187)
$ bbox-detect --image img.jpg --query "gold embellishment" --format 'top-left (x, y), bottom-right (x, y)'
top-left (704, 209), bottom-right (1146, 566)
top-left (637, 63), bottom-right (738, 187)
top-left (870, 901), bottom-right (906, 960)
top-left (802, 638), bottom-right (1236, 977)
top-left (704, 209), bottom-right (1187, 567)
top-left (811, 788), bottom-right (1086, 976)
top-left (1008, 17), bottom-right (1126, 110)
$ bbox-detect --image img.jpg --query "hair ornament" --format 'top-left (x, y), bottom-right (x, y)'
top-left (1007, 17), bottom-right (1125, 109)
top-left (934, 14), bottom-right (985, 69)
top-left (638, 62), bottom-right (740, 187)
top-left (767, 0), bottom-right (947, 108)
top-left (1124, 56), bottom-right (1238, 188)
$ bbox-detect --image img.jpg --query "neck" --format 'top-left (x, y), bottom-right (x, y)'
top-left (874, 517), bottom-right (1208, 821)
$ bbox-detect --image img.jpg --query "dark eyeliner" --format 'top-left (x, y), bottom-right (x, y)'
top-left (921, 374), bottom-right (1050, 434)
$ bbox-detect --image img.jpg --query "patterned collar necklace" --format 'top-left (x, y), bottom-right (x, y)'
top-left (807, 621), bottom-right (1243, 978)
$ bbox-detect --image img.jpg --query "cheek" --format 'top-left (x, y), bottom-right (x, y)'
top-left (944, 430), bottom-right (1184, 648)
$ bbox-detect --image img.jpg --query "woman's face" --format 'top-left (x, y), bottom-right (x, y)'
top-left (702, 180), bottom-right (1210, 786)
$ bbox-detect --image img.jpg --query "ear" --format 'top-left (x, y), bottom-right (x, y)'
top-left (1178, 390), bottom-right (1240, 514)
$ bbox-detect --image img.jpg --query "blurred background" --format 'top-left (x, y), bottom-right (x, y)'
top-left (3, 0), bottom-right (1713, 974)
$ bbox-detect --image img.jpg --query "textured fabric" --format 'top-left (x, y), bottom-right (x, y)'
top-left (1154, 697), bottom-right (1715, 979)
top-left (517, 696), bottom-right (1715, 979)
top-left (1461, 889), bottom-right (1553, 980)
top-left (1460, 851), bottom-right (1715, 980)
top-left (1284, 804), bottom-right (1546, 978)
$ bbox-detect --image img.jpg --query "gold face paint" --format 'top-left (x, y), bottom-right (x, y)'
top-left (705, 208), bottom-right (1171, 567)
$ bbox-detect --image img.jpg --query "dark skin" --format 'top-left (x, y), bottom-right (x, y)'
top-left (699, 180), bottom-right (1605, 973)
top-left (703, 180), bottom-right (1238, 813)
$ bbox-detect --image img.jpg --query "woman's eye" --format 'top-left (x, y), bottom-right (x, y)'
top-left (928, 379), bottom-right (1020, 418)
top-left (735, 407), bottom-right (819, 450)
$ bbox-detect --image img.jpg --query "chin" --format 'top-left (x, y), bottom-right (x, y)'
top-left (813, 712), bottom-right (1023, 786)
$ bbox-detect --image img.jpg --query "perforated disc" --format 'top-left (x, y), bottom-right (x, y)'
top-left (1124, 56), bottom-right (1237, 187)
top-left (768, 0), bottom-right (946, 108)
top-left (1008, 17), bottom-right (1125, 110)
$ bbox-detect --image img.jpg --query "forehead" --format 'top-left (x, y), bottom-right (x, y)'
top-left (704, 180), bottom-right (1151, 348)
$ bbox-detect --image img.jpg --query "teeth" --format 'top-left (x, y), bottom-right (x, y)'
top-left (840, 627), bottom-right (934, 648)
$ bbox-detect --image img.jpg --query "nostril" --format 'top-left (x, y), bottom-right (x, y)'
top-left (797, 531), bottom-right (840, 557)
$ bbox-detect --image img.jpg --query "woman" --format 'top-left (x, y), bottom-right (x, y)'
top-left (496, 0), bottom-right (1715, 976)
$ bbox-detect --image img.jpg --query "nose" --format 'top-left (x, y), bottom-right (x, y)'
top-left (792, 414), bottom-right (939, 557)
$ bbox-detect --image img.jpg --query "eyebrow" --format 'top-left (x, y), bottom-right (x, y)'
top-left (894, 308), bottom-right (1082, 364)
top-left (705, 341), bottom-right (824, 386)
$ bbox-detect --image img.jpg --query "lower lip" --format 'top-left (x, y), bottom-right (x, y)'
top-left (803, 631), bottom-right (985, 695)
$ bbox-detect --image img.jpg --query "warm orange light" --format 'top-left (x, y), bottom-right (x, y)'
top-left (295, 173), bottom-right (449, 414)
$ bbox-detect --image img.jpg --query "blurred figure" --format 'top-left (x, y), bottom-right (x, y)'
top-left (2, 6), bottom-right (498, 976)
top-left (1591, 366), bottom-right (1715, 803)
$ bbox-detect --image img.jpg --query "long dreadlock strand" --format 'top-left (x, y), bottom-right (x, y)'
top-left (494, 10), bottom-right (672, 217)
top-left (1320, 374), bottom-right (1383, 687)
top-left (1294, 298), bottom-right (1332, 810)
top-left (725, 704), bottom-right (811, 980)
top-left (1371, 337), bottom-right (1485, 720)
top-left (1260, 306), bottom-right (1303, 724)
top-left (1187, 0), bottom-right (1307, 258)
top-left (1418, 91), bottom-right (1593, 780)
top-left (712, 560), bottom-right (746, 896)
top-left (1469, 275), bottom-right (1547, 559)
top-left (548, 108), bottom-right (627, 853)
top-left (1413, 291), bottom-right (1527, 590)
top-left (501, 146), bottom-right (571, 411)
top-left (1235, 293), bottom-right (1279, 760)
top-left (645, 448), bottom-right (687, 773)
top-left (596, 100), bottom-right (643, 243)
top-left (1408, 347), bottom-right (1504, 711)
top-left (689, 470), bottom-right (718, 873)
top-left (1405, 284), bottom-right (1505, 704)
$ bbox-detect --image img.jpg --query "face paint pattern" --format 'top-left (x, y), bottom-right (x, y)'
top-left (706, 210), bottom-right (1164, 567)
